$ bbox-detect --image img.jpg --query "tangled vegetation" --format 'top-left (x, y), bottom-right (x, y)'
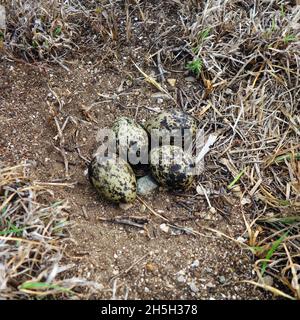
top-left (0, 164), bottom-right (102, 299)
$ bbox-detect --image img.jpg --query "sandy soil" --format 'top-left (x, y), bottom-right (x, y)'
top-left (0, 56), bottom-right (269, 299)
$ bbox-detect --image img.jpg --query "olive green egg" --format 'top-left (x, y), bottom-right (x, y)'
top-left (111, 117), bottom-right (149, 166)
top-left (88, 155), bottom-right (137, 203)
top-left (145, 110), bottom-right (198, 148)
top-left (150, 145), bottom-right (195, 190)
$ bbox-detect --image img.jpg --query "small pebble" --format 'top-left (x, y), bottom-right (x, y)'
top-left (177, 275), bottom-right (186, 283)
top-left (185, 76), bottom-right (196, 82)
top-left (140, 204), bottom-right (146, 213)
top-left (189, 282), bottom-right (199, 293)
top-left (137, 175), bottom-right (159, 195)
top-left (262, 275), bottom-right (273, 287)
top-left (167, 78), bottom-right (176, 87)
top-left (159, 223), bottom-right (170, 233)
top-left (204, 267), bottom-right (213, 273)
top-left (191, 259), bottom-right (200, 268)
top-left (206, 282), bottom-right (215, 288)
top-left (119, 203), bottom-right (134, 211)
top-left (175, 251), bottom-right (181, 258)
top-left (219, 276), bottom-right (226, 284)
top-left (145, 262), bottom-right (158, 273)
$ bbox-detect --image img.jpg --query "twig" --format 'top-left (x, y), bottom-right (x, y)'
top-left (156, 50), bottom-right (166, 82)
top-left (53, 116), bottom-right (70, 179)
top-left (132, 60), bottom-right (175, 102)
top-left (98, 216), bottom-right (149, 229)
top-left (110, 253), bottom-right (149, 281)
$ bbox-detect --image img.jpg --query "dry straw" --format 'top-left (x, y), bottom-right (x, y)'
top-left (0, 163), bottom-right (101, 299)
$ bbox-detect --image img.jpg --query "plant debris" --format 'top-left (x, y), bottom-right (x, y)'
top-left (0, 163), bottom-right (102, 299)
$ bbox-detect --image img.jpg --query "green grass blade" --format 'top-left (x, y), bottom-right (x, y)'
top-left (0, 227), bottom-right (24, 235)
top-left (283, 34), bottom-right (296, 44)
top-left (259, 216), bottom-right (300, 224)
top-left (186, 58), bottom-right (203, 77)
top-left (19, 281), bottom-right (71, 293)
top-left (198, 28), bottom-right (210, 41)
top-left (275, 152), bottom-right (300, 163)
top-left (261, 232), bottom-right (288, 275)
top-left (227, 169), bottom-right (245, 189)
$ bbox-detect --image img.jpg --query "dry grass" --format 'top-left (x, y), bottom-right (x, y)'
top-left (131, 0), bottom-right (299, 298)
top-left (1, 0), bottom-right (119, 67)
top-left (2, 0), bottom-right (82, 64)
top-left (170, 0), bottom-right (300, 299)
top-left (0, 163), bottom-right (102, 299)
top-left (243, 214), bottom-right (300, 300)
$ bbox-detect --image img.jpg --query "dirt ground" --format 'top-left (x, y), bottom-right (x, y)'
top-left (0, 54), bottom-right (270, 299)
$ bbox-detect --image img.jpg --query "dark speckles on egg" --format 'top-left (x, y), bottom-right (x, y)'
top-left (88, 154), bottom-right (137, 203)
top-left (149, 145), bottom-right (195, 190)
top-left (145, 110), bottom-right (198, 148)
top-left (171, 164), bottom-right (181, 172)
top-left (111, 117), bottom-right (149, 165)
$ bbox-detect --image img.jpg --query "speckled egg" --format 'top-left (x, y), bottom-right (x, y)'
top-left (88, 154), bottom-right (137, 203)
top-left (150, 145), bottom-right (195, 189)
top-left (111, 117), bottom-right (149, 166)
top-left (145, 110), bottom-right (198, 147)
